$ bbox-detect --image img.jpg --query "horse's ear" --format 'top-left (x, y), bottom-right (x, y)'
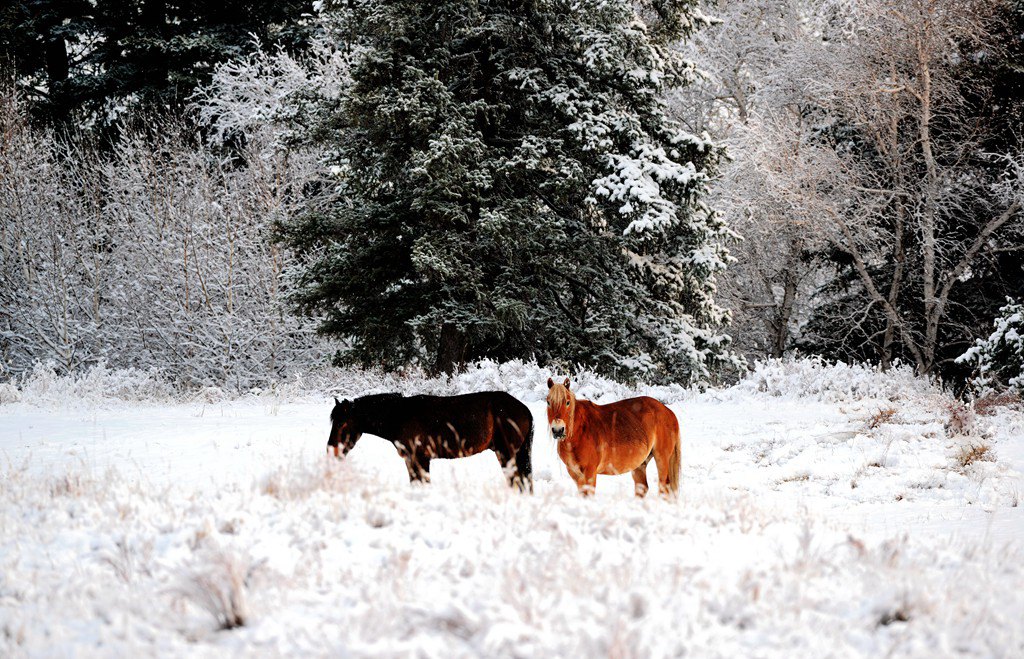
top-left (334, 396), bottom-right (341, 405)
top-left (563, 377), bottom-right (571, 389)
top-left (547, 377), bottom-right (554, 389)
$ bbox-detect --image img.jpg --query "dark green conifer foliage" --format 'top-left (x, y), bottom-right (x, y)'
top-left (284, 0), bottom-right (736, 381)
top-left (1, 0), bottom-right (315, 126)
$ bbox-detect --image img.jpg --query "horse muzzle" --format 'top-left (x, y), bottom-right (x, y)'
top-left (550, 424), bottom-right (566, 440)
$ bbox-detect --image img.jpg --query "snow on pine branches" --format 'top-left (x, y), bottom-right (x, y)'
top-left (280, 0), bottom-right (738, 384)
top-left (958, 299), bottom-right (1024, 393)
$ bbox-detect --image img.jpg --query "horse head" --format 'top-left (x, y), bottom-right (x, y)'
top-left (546, 377), bottom-right (575, 441)
top-left (328, 396), bottom-right (362, 457)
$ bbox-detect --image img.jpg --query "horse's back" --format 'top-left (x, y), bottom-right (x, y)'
top-left (404, 390), bottom-right (517, 403)
top-left (599, 396), bottom-right (677, 430)
top-left (590, 396), bottom-right (678, 453)
top-left (405, 391), bottom-right (528, 418)
top-left (396, 391), bottom-right (531, 457)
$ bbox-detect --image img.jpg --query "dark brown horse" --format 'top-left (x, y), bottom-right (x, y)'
top-left (328, 392), bottom-right (534, 491)
top-left (546, 377), bottom-right (680, 497)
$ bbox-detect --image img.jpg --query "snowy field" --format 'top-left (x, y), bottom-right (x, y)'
top-left (2, 361), bottom-right (1023, 656)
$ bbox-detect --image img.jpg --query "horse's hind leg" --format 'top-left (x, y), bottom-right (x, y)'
top-left (512, 436), bottom-right (533, 493)
top-left (652, 436), bottom-right (679, 497)
top-left (632, 455), bottom-right (652, 498)
top-left (403, 456), bottom-right (431, 483)
top-left (495, 446), bottom-right (531, 492)
top-left (494, 446), bottom-right (517, 488)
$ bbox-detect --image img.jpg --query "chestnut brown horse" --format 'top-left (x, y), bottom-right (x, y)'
top-left (328, 391), bottom-right (533, 491)
top-left (546, 377), bottom-right (680, 497)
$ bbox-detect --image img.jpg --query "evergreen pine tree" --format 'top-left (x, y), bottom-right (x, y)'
top-left (958, 299), bottom-right (1024, 393)
top-left (1, 0), bottom-right (315, 126)
top-left (283, 0), bottom-right (736, 382)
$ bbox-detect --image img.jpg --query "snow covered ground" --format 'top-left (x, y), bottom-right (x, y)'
top-left (2, 360), bottom-right (1023, 656)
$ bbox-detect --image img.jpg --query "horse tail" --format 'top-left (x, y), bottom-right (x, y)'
top-left (666, 420), bottom-right (681, 496)
top-left (513, 412), bottom-right (534, 493)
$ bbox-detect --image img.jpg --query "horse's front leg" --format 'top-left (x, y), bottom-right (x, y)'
top-left (577, 465), bottom-right (597, 497)
top-left (397, 443), bottom-right (431, 483)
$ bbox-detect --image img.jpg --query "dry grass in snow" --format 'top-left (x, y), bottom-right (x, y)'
top-left (2, 459), bottom-right (1023, 657)
top-left (2, 359), bottom-right (1023, 656)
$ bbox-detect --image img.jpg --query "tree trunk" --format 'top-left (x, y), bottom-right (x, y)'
top-left (140, 0), bottom-right (169, 99)
top-left (880, 202), bottom-right (906, 370)
top-left (435, 323), bottom-right (467, 375)
top-left (917, 35), bottom-right (940, 374)
top-left (771, 238), bottom-right (802, 358)
top-left (44, 31), bottom-right (69, 119)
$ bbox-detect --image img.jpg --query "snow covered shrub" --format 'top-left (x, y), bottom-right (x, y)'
top-left (437, 359), bottom-right (694, 404)
top-left (0, 93), bottom-right (109, 378)
top-left (729, 357), bottom-right (936, 403)
top-left (43, 466), bottom-right (136, 502)
top-left (270, 359), bottom-right (693, 406)
top-left (445, 360), bottom-right (692, 404)
top-left (944, 400), bottom-right (977, 438)
top-left (974, 391), bottom-right (1022, 416)
top-left (97, 122), bottom-right (331, 390)
top-left (16, 362), bottom-right (177, 406)
top-left (867, 407), bottom-right (898, 429)
top-left (1, 87), bottom-right (332, 391)
top-left (953, 442), bottom-right (995, 472)
top-left (99, 535), bottom-right (154, 585)
top-left (957, 299), bottom-right (1024, 394)
top-left (0, 382), bottom-right (20, 405)
top-left (260, 457), bottom-right (363, 500)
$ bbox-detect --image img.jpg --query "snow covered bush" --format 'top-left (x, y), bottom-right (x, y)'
top-left (0, 382), bottom-right (20, 405)
top-left (194, 35), bottom-right (353, 159)
top-left (217, 358), bottom-right (694, 406)
top-left (727, 357), bottom-right (938, 403)
top-left (1, 355), bottom-right (699, 408)
top-left (958, 299), bottom-right (1024, 393)
top-left (0, 90), bottom-right (331, 391)
top-left (2, 354), bottom-right (953, 409)
top-left (97, 121), bottom-right (329, 390)
top-left (15, 361), bottom-right (177, 406)
top-left (0, 93), bottom-right (108, 377)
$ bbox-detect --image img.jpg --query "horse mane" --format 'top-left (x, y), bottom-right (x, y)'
top-left (356, 392), bottom-right (403, 403)
top-left (570, 398), bottom-right (596, 440)
top-left (331, 393), bottom-right (403, 423)
top-left (354, 392), bottom-right (404, 411)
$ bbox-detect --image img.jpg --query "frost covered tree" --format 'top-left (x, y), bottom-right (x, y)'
top-left (676, 0), bottom-right (1024, 376)
top-left (671, 0), bottom-right (840, 360)
top-left (800, 0), bottom-right (1024, 375)
top-left (282, 0), bottom-right (737, 382)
